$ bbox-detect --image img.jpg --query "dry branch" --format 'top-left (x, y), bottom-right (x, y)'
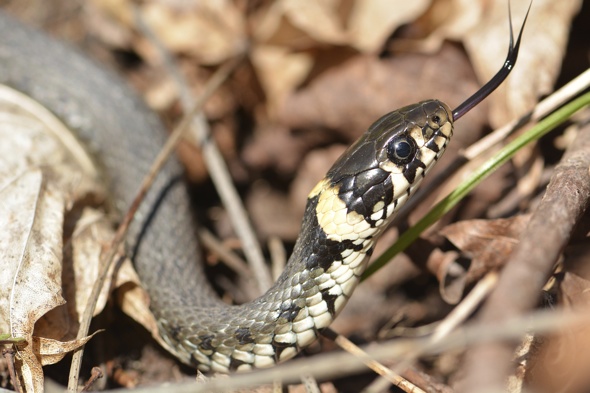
top-left (458, 118), bottom-right (590, 391)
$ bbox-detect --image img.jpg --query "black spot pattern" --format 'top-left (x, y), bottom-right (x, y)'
top-left (235, 327), bottom-right (255, 344)
top-left (302, 200), bottom-right (367, 272)
top-left (272, 341), bottom-right (298, 362)
top-left (402, 157), bottom-right (426, 184)
top-left (279, 302), bottom-right (302, 322)
top-left (229, 357), bottom-right (247, 371)
top-left (199, 334), bottom-right (215, 351)
top-left (320, 288), bottom-right (339, 315)
top-left (425, 137), bottom-right (440, 153)
top-left (335, 168), bottom-right (393, 224)
top-left (168, 324), bottom-right (182, 341)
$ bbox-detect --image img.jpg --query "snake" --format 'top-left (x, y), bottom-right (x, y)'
top-left (0, 5), bottom-right (528, 373)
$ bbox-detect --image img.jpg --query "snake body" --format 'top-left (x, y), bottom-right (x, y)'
top-left (158, 101), bottom-right (453, 371)
top-left (0, 5), bottom-right (527, 373)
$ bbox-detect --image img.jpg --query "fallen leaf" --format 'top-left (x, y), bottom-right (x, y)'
top-left (250, 45), bottom-right (313, 113)
top-left (524, 241), bottom-right (590, 392)
top-left (278, 43), bottom-right (485, 141)
top-left (254, 0), bottom-right (347, 47)
top-left (0, 85), bottom-right (112, 391)
top-left (139, 0), bottom-right (246, 65)
top-left (348, 0), bottom-right (431, 53)
top-left (463, 0), bottom-right (583, 126)
top-left (440, 215), bottom-right (530, 283)
top-left (0, 170), bottom-right (65, 339)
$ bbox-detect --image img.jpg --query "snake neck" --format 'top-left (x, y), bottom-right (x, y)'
top-left (155, 174), bottom-right (420, 373)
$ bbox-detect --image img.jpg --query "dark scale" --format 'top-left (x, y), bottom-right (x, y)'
top-left (234, 327), bottom-right (255, 345)
top-left (320, 288), bottom-right (339, 315)
top-left (300, 196), bottom-right (368, 272)
top-left (402, 157), bottom-right (427, 184)
top-left (336, 168), bottom-right (394, 224)
top-left (278, 301), bottom-right (302, 323)
top-left (271, 340), bottom-right (298, 362)
top-left (167, 324), bottom-right (183, 341)
top-left (425, 136), bottom-right (441, 153)
top-left (229, 357), bottom-right (247, 371)
top-left (198, 334), bottom-right (215, 351)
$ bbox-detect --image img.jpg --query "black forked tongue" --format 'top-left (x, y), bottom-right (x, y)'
top-left (452, 1), bottom-right (532, 121)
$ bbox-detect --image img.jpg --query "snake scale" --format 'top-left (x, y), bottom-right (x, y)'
top-left (0, 5), bottom-right (528, 373)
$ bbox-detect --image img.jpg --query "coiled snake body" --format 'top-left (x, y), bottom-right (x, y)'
top-left (160, 101), bottom-right (453, 372)
top-left (0, 5), bottom-right (528, 373)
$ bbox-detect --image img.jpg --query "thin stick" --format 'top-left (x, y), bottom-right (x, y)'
top-left (459, 116), bottom-right (590, 392)
top-left (2, 348), bottom-right (21, 393)
top-left (197, 228), bottom-right (252, 279)
top-left (47, 310), bottom-right (590, 393)
top-left (135, 9), bottom-right (272, 292)
top-left (81, 367), bottom-right (103, 392)
top-left (324, 329), bottom-right (426, 393)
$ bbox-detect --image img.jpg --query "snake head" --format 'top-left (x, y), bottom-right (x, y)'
top-left (314, 100), bottom-right (453, 229)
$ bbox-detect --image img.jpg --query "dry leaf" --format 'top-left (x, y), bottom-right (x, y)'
top-left (0, 170), bottom-right (66, 338)
top-left (250, 45), bottom-right (313, 113)
top-left (140, 0), bottom-right (246, 65)
top-left (348, 0), bottom-right (430, 53)
top-left (0, 85), bottom-right (112, 391)
top-left (254, 0), bottom-right (347, 47)
top-left (278, 43), bottom-right (483, 141)
top-left (524, 241), bottom-right (590, 392)
top-left (440, 215), bottom-right (530, 283)
top-left (463, 0), bottom-right (582, 126)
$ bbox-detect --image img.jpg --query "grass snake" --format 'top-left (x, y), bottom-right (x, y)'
top-left (0, 5), bottom-right (528, 373)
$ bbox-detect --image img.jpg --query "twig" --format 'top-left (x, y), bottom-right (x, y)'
top-left (324, 328), bottom-right (426, 393)
top-left (198, 228), bottom-right (260, 300)
top-left (431, 271), bottom-right (499, 341)
top-left (458, 118), bottom-right (590, 392)
top-left (272, 379), bottom-right (283, 393)
top-left (135, 8), bottom-right (272, 292)
top-left (2, 348), bottom-right (21, 393)
top-left (81, 367), bottom-right (103, 392)
top-left (42, 309), bottom-right (589, 393)
top-left (385, 271), bottom-right (499, 381)
top-left (66, 54), bottom-right (242, 392)
top-left (193, 114), bottom-right (273, 291)
top-left (198, 228), bottom-right (252, 279)
top-left (300, 374), bottom-right (321, 393)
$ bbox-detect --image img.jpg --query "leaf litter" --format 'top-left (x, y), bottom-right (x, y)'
top-left (0, 0), bottom-right (586, 391)
top-left (0, 86), bottom-right (154, 391)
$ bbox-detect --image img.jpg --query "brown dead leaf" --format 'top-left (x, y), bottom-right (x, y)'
top-left (0, 85), bottom-right (121, 391)
top-left (139, 1), bottom-right (246, 65)
top-left (250, 45), bottom-right (313, 112)
top-left (440, 215), bottom-right (530, 283)
top-left (0, 170), bottom-right (66, 338)
top-left (91, 0), bottom-right (246, 65)
top-left (426, 249), bottom-right (465, 305)
top-left (278, 43), bottom-right (484, 141)
top-left (524, 241), bottom-right (590, 392)
top-left (348, 0), bottom-right (431, 53)
top-left (463, 0), bottom-right (582, 127)
top-left (253, 0), bottom-right (347, 47)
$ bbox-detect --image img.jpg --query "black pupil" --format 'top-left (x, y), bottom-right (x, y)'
top-left (432, 115), bottom-right (440, 124)
top-left (395, 140), bottom-right (412, 159)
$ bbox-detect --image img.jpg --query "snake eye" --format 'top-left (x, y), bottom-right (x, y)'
top-left (432, 115), bottom-right (441, 124)
top-left (387, 137), bottom-right (416, 165)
